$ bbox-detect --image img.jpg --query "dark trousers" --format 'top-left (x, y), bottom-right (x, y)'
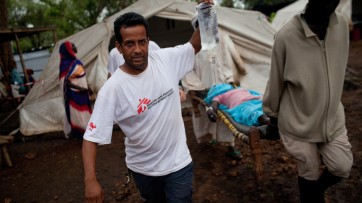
top-left (130, 162), bottom-right (194, 203)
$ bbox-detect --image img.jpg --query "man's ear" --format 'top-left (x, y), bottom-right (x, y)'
top-left (115, 41), bottom-right (122, 54)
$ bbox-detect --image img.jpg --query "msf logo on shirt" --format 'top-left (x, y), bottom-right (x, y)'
top-left (137, 98), bottom-right (151, 114)
top-left (88, 122), bottom-right (96, 131)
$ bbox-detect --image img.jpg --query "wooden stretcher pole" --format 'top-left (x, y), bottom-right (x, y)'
top-left (216, 108), bottom-right (263, 182)
top-left (249, 126), bottom-right (263, 183)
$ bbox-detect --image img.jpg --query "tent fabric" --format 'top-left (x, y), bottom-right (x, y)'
top-left (19, 0), bottom-right (275, 136)
top-left (272, 0), bottom-right (352, 31)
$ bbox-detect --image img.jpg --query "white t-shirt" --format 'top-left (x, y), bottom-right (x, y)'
top-left (107, 41), bottom-right (161, 75)
top-left (84, 42), bottom-right (195, 176)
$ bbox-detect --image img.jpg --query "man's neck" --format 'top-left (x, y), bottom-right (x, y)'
top-left (121, 63), bottom-right (147, 75)
top-left (303, 13), bottom-right (329, 40)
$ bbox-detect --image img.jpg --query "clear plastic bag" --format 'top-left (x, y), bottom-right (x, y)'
top-left (196, 2), bottom-right (219, 51)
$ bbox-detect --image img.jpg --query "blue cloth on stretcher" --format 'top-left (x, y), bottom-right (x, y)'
top-left (204, 84), bottom-right (264, 126)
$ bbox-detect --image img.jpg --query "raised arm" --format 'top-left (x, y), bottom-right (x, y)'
top-left (82, 140), bottom-right (104, 202)
top-left (189, 28), bottom-right (201, 54)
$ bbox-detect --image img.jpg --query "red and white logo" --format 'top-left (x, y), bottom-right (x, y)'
top-left (137, 98), bottom-right (151, 114)
top-left (88, 122), bottom-right (96, 131)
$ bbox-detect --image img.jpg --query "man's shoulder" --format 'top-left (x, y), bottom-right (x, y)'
top-left (109, 47), bottom-right (117, 52)
top-left (109, 48), bottom-right (121, 56)
top-left (274, 14), bottom-right (302, 42)
top-left (335, 12), bottom-right (349, 27)
top-left (149, 41), bottom-right (160, 50)
top-left (278, 14), bottom-right (301, 34)
top-left (101, 74), bottom-right (121, 91)
top-left (150, 43), bottom-right (192, 57)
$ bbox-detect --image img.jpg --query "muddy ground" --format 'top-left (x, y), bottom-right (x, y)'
top-left (0, 40), bottom-right (361, 203)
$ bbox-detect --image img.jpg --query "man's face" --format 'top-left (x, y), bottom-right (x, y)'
top-left (118, 25), bottom-right (149, 74)
top-left (308, 0), bottom-right (340, 19)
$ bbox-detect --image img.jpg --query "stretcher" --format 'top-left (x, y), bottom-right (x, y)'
top-left (190, 95), bottom-right (265, 182)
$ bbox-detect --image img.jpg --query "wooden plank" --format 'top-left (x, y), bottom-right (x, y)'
top-left (1, 145), bottom-right (12, 167)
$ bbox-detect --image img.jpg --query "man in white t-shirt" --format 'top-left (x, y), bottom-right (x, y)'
top-left (82, 1), bottom-right (211, 201)
top-left (107, 40), bottom-right (160, 76)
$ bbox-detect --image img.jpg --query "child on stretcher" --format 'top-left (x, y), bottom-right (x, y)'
top-left (204, 83), bottom-right (270, 126)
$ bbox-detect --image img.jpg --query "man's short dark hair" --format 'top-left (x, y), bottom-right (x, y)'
top-left (114, 12), bottom-right (150, 44)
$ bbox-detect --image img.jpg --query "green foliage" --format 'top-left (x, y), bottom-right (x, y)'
top-left (243, 0), bottom-right (258, 9)
top-left (270, 12), bottom-right (276, 22)
top-left (220, 0), bottom-right (234, 8)
top-left (7, 0), bottom-right (136, 52)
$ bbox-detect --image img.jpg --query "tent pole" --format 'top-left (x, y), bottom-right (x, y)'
top-left (13, 32), bottom-right (30, 88)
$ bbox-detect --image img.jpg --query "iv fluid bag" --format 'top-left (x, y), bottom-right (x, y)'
top-left (196, 3), bottom-right (219, 51)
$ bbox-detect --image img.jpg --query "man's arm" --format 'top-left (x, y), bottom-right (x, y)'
top-left (82, 139), bottom-right (104, 202)
top-left (189, 28), bottom-right (202, 54)
top-left (262, 35), bottom-right (285, 118)
top-left (262, 35), bottom-right (285, 140)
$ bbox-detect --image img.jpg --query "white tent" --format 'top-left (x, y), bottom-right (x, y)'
top-left (19, 0), bottom-right (275, 136)
top-left (272, 0), bottom-right (352, 31)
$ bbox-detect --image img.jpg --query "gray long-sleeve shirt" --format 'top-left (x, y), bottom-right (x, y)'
top-left (263, 12), bottom-right (349, 142)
